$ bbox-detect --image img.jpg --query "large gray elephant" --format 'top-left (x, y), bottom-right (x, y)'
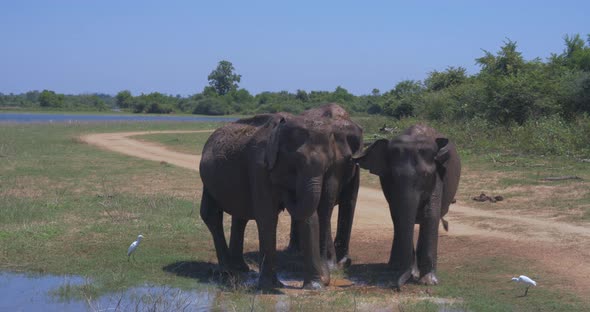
top-left (287, 104), bottom-right (364, 269)
top-left (199, 112), bottom-right (342, 290)
top-left (354, 124), bottom-right (461, 288)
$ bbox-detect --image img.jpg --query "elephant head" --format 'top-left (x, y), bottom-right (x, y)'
top-left (265, 116), bottom-right (336, 221)
top-left (356, 135), bottom-right (450, 196)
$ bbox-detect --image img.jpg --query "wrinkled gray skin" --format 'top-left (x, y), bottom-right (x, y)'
top-left (354, 124), bottom-right (461, 288)
top-left (199, 113), bottom-right (339, 290)
top-left (286, 104), bottom-right (363, 270)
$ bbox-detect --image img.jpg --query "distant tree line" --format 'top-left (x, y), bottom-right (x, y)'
top-left (1, 90), bottom-right (112, 111)
top-left (2, 34), bottom-right (589, 126)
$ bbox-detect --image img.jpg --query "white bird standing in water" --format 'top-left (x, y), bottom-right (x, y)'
top-left (511, 275), bottom-right (537, 296)
top-left (127, 234), bottom-right (144, 261)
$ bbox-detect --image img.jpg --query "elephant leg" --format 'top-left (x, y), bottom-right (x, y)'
top-left (388, 199), bottom-right (418, 288)
top-left (326, 227), bottom-right (337, 270)
top-left (285, 219), bottom-right (301, 254)
top-left (255, 213), bottom-right (284, 289)
top-left (334, 168), bottom-right (360, 268)
top-left (317, 178), bottom-right (339, 271)
top-left (416, 212), bottom-right (440, 285)
top-left (299, 211), bottom-right (330, 289)
top-left (319, 208), bottom-right (337, 271)
top-left (411, 247), bottom-right (420, 281)
top-left (200, 188), bottom-right (230, 271)
top-left (229, 217), bottom-right (250, 272)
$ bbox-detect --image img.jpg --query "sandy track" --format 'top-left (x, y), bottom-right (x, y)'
top-left (82, 130), bottom-right (211, 168)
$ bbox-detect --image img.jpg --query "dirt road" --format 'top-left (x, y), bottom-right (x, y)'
top-left (81, 130), bottom-right (590, 294)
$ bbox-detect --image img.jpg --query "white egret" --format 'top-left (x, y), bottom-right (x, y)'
top-left (511, 275), bottom-right (537, 296)
top-left (127, 234), bottom-right (144, 261)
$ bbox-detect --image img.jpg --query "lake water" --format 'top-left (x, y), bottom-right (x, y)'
top-left (0, 272), bottom-right (214, 312)
top-left (0, 112), bottom-right (237, 123)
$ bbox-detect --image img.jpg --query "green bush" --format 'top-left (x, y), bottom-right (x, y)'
top-left (419, 90), bottom-right (458, 120)
top-left (192, 98), bottom-right (231, 115)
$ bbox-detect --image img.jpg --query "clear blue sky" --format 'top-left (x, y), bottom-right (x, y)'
top-left (1, 1), bottom-right (588, 96)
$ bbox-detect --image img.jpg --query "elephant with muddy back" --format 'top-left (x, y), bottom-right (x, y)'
top-left (354, 124), bottom-right (461, 288)
top-left (199, 104), bottom-right (362, 290)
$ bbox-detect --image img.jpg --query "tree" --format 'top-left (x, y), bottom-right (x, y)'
top-left (295, 89), bottom-right (309, 102)
top-left (562, 34), bottom-right (590, 71)
top-left (331, 86), bottom-right (354, 103)
top-left (39, 90), bottom-right (64, 108)
top-left (115, 90), bottom-right (133, 108)
top-left (388, 80), bottom-right (424, 98)
top-left (89, 95), bottom-right (107, 111)
top-left (476, 39), bottom-right (525, 77)
top-left (425, 66), bottom-right (467, 91)
top-left (207, 60), bottom-right (241, 95)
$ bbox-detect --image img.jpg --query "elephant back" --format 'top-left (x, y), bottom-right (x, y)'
top-left (201, 113), bottom-right (288, 164)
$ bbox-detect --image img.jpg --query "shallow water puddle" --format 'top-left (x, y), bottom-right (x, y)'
top-left (0, 272), bottom-right (213, 312)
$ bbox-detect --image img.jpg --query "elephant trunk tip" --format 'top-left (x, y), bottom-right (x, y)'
top-left (442, 218), bottom-right (449, 232)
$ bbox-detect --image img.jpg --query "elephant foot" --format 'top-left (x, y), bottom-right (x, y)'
top-left (325, 258), bottom-right (338, 271)
top-left (302, 280), bottom-right (324, 290)
top-left (257, 274), bottom-right (285, 290)
top-left (337, 255), bottom-right (352, 269)
top-left (411, 264), bottom-right (420, 281)
top-left (418, 272), bottom-right (439, 285)
top-left (393, 269), bottom-right (413, 289)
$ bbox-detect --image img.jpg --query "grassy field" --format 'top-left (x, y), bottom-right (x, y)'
top-left (1, 120), bottom-right (589, 311)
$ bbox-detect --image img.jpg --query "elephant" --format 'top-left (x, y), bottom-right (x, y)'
top-left (199, 112), bottom-right (343, 290)
top-left (353, 124), bottom-right (461, 288)
top-left (286, 104), bottom-right (364, 269)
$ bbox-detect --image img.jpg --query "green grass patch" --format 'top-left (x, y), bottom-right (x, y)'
top-left (131, 131), bottom-right (214, 155)
top-left (435, 255), bottom-right (586, 312)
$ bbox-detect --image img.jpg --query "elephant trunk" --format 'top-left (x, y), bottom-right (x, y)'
top-left (389, 190), bottom-right (421, 272)
top-left (285, 175), bottom-right (323, 221)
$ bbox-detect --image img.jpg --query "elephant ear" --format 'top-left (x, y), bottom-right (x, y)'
top-left (353, 139), bottom-right (389, 176)
top-left (265, 116), bottom-right (286, 170)
top-left (435, 137), bottom-right (450, 178)
top-left (435, 138), bottom-right (450, 165)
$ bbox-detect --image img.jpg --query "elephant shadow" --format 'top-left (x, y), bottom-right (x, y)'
top-left (162, 254), bottom-right (400, 290)
top-left (162, 250), bottom-right (304, 293)
top-left (345, 263), bottom-right (399, 288)
top-left (162, 260), bottom-right (221, 284)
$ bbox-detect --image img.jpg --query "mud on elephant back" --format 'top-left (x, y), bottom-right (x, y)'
top-left (198, 104), bottom-right (362, 290)
top-left (354, 124), bottom-right (461, 289)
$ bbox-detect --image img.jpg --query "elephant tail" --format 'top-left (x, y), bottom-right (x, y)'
top-left (441, 217), bottom-right (449, 232)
